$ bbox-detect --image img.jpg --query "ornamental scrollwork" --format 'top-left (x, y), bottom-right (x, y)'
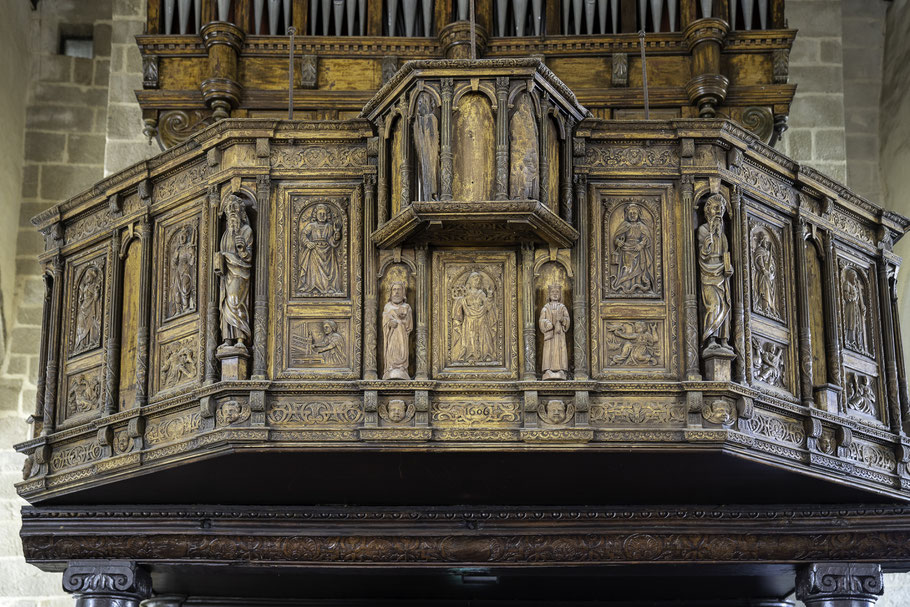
top-left (432, 401), bottom-right (521, 425)
top-left (267, 401), bottom-right (364, 426)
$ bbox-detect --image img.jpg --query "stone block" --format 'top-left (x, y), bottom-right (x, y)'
top-left (846, 134), bottom-right (880, 160)
top-left (107, 71), bottom-right (141, 105)
top-left (104, 139), bottom-right (157, 175)
top-left (15, 259), bottom-right (41, 282)
top-left (20, 277), bottom-right (45, 307)
top-left (785, 129), bottom-right (812, 163)
top-left (111, 18), bottom-right (145, 45)
top-left (819, 39), bottom-right (843, 65)
top-left (14, 229), bottom-right (44, 259)
top-left (814, 129), bottom-right (847, 162)
top-left (790, 94), bottom-right (845, 130)
top-left (105, 99), bottom-right (143, 139)
top-left (125, 44), bottom-right (143, 74)
top-left (0, 379), bottom-right (23, 412)
top-left (73, 58), bottom-right (94, 85)
top-left (115, 0), bottom-right (147, 18)
top-left (93, 23), bottom-right (113, 57)
top-left (785, 1), bottom-right (842, 38)
top-left (18, 203), bottom-right (53, 228)
top-left (94, 106), bottom-right (109, 133)
top-left (24, 132), bottom-right (65, 163)
top-left (789, 38), bottom-right (820, 66)
top-left (39, 164), bottom-right (102, 201)
top-left (39, 55), bottom-right (72, 83)
top-left (67, 134), bottom-right (106, 164)
top-left (20, 165), bottom-right (39, 201)
top-left (844, 46), bottom-right (885, 81)
top-left (4, 356), bottom-right (29, 378)
top-left (8, 327), bottom-right (40, 356)
top-left (94, 58), bottom-right (111, 87)
top-left (16, 305), bottom-right (42, 327)
top-left (790, 65), bottom-right (843, 94)
top-left (26, 105), bottom-right (95, 133)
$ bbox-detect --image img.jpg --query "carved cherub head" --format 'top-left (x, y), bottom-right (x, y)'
top-left (546, 400), bottom-right (567, 424)
top-left (389, 281), bottom-right (406, 304)
top-left (547, 284), bottom-right (562, 302)
top-left (388, 399), bottom-right (407, 423)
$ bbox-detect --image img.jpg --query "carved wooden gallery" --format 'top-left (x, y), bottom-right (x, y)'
top-left (15, 0), bottom-right (910, 605)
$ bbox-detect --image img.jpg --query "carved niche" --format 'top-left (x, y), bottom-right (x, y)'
top-left (509, 91), bottom-right (539, 200)
top-left (413, 90), bottom-right (440, 201)
top-left (750, 223), bottom-right (784, 322)
top-left (69, 259), bottom-right (105, 357)
top-left (452, 90), bottom-right (495, 201)
top-left (163, 221), bottom-right (198, 320)
top-left (603, 197), bottom-right (662, 299)
top-left (433, 251), bottom-right (517, 379)
top-left (293, 197), bottom-right (348, 298)
top-left (839, 261), bottom-right (873, 357)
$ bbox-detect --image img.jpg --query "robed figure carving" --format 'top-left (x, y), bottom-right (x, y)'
top-left (509, 94), bottom-right (539, 200)
top-left (297, 203), bottom-right (343, 296)
top-left (382, 281), bottom-right (413, 380)
top-left (540, 284), bottom-right (570, 380)
top-left (451, 271), bottom-right (496, 364)
top-left (610, 203), bottom-right (654, 294)
top-left (842, 268), bottom-right (868, 353)
top-left (698, 193), bottom-right (733, 352)
top-left (73, 263), bottom-right (103, 353)
top-left (752, 231), bottom-right (778, 317)
top-left (413, 92), bottom-right (439, 201)
top-left (216, 194), bottom-right (254, 351)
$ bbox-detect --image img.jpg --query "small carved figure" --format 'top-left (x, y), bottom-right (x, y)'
top-left (698, 194), bottom-right (733, 350)
top-left (847, 373), bottom-right (876, 416)
top-left (413, 92), bottom-right (439, 201)
top-left (752, 338), bottom-right (784, 387)
top-left (451, 271), bottom-right (497, 364)
top-left (605, 321), bottom-right (660, 366)
top-left (297, 203), bottom-right (343, 296)
top-left (539, 284), bottom-right (570, 380)
top-left (161, 344), bottom-right (195, 388)
top-left (313, 320), bottom-right (346, 365)
top-left (169, 225), bottom-right (197, 317)
top-left (509, 94), bottom-right (540, 200)
top-left (67, 374), bottom-right (100, 416)
top-left (216, 194), bottom-right (254, 350)
top-left (382, 281), bottom-right (413, 380)
top-left (842, 268), bottom-right (868, 353)
top-left (73, 264), bottom-right (103, 353)
top-left (610, 203), bottom-right (654, 294)
top-left (752, 231), bottom-right (778, 317)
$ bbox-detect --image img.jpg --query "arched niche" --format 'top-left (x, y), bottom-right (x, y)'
top-left (119, 237), bottom-right (142, 411)
top-left (453, 92), bottom-right (495, 201)
top-left (378, 257), bottom-right (417, 380)
top-left (508, 90), bottom-right (540, 200)
top-left (534, 256), bottom-right (574, 379)
top-left (805, 235), bottom-right (828, 392)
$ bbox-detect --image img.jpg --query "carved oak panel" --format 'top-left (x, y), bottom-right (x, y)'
top-left (431, 249), bottom-right (518, 379)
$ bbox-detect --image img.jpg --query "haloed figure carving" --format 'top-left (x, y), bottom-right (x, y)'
top-left (451, 271), bottom-right (497, 364)
top-left (752, 231), bottom-right (778, 317)
top-left (611, 203), bottom-right (654, 294)
top-left (540, 284), bottom-right (570, 380)
top-left (413, 92), bottom-right (439, 201)
top-left (382, 281), bottom-right (413, 380)
top-left (698, 194), bottom-right (733, 352)
top-left (216, 195), bottom-right (254, 351)
top-left (170, 225), bottom-right (197, 317)
top-left (74, 263), bottom-right (103, 353)
top-left (298, 204), bottom-right (343, 296)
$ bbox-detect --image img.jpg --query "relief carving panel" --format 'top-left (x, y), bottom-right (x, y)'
top-left (750, 222), bottom-right (784, 322)
top-left (69, 259), bottom-right (105, 357)
top-left (589, 398), bottom-right (686, 426)
top-left (751, 336), bottom-right (787, 390)
top-left (288, 319), bottom-right (350, 369)
top-left (293, 198), bottom-right (348, 298)
top-left (164, 222), bottom-right (198, 320)
top-left (603, 197), bottom-right (661, 299)
top-left (839, 261), bottom-right (873, 357)
top-left (159, 335), bottom-right (198, 391)
top-left (267, 400), bottom-right (363, 426)
top-left (845, 371), bottom-right (880, 420)
top-left (64, 368), bottom-right (102, 422)
top-left (431, 399), bottom-right (521, 426)
top-left (603, 321), bottom-right (662, 367)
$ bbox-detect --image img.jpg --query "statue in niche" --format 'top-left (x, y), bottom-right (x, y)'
top-left (842, 268), bottom-right (868, 353)
top-left (216, 194), bottom-right (254, 351)
top-left (610, 203), bottom-right (654, 294)
top-left (451, 271), bottom-right (497, 364)
top-left (605, 321), bottom-right (660, 366)
top-left (382, 281), bottom-right (413, 380)
top-left (413, 92), bottom-right (439, 201)
top-left (297, 203), bottom-right (343, 296)
top-left (169, 225), bottom-right (197, 317)
top-left (697, 193), bottom-right (733, 351)
top-left (846, 373), bottom-right (876, 416)
top-left (73, 263), bottom-right (103, 354)
top-left (509, 94), bottom-right (539, 200)
top-left (539, 284), bottom-right (570, 380)
top-left (752, 230), bottom-right (778, 317)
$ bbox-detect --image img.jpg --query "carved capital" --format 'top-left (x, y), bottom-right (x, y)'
top-left (63, 561), bottom-right (152, 606)
top-left (796, 563), bottom-right (884, 607)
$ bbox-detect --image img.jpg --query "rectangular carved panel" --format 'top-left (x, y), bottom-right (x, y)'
top-left (431, 397), bottom-right (521, 428)
top-left (287, 318), bottom-right (352, 370)
top-left (432, 250), bottom-right (518, 379)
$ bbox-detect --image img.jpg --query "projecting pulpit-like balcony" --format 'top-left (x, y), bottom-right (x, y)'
top-left (15, 60), bottom-right (910, 509)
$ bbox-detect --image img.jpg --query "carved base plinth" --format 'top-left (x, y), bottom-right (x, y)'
top-left (815, 384), bottom-right (842, 413)
top-left (703, 344), bottom-right (735, 381)
top-left (216, 344), bottom-right (249, 381)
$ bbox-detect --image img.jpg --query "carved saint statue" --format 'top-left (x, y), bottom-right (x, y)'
top-left (697, 193), bottom-right (733, 351)
top-left (539, 284), bottom-right (570, 380)
top-left (298, 204), bottom-right (343, 295)
top-left (313, 320), bottom-right (346, 365)
top-left (509, 94), bottom-right (540, 200)
top-left (610, 204), bottom-right (654, 294)
top-left (451, 271), bottom-right (497, 364)
top-left (74, 264), bottom-right (103, 353)
top-left (216, 194), bottom-right (254, 350)
top-left (382, 281), bottom-right (413, 380)
top-left (413, 92), bottom-right (439, 201)
top-left (169, 225), bottom-right (196, 317)
top-left (842, 269), bottom-right (867, 353)
top-left (752, 231), bottom-right (778, 317)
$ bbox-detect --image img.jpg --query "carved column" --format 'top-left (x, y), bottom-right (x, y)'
top-left (739, 184), bottom-right (754, 384)
top-left (795, 219), bottom-right (815, 407)
top-left (34, 270), bottom-right (53, 426)
top-left (680, 176), bottom-right (701, 381)
top-left (683, 18), bottom-right (730, 117)
top-left (204, 185), bottom-right (220, 384)
top-left (439, 78), bottom-right (454, 201)
top-left (252, 173), bottom-right (270, 380)
top-left (572, 175), bottom-right (589, 380)
top-left (796, 563), bottom-right (884, 607)
top-left (493, 76), bottom-right (509, 200)
top-left (200, 22), bottom-right (244, 120)
top-left (823, 231), bottom-right (844, 403)
top-left (729, 185), bottom-right (747, 384)
top-left (399, 101), bottom-right (412, 210)
top-left (63, 560), bottom-right (152, 607)
top-left (415, 244), bottom-right (429, 380)
top-left (377, 124), bottom-right (388, 227)
top-left (104, 230), bottom-right (124, 416)
top-left (521, 242), bottom-right (536, 381)
top-left (41, 255), bottom-right (64, 436)
top-left (877, 257), bottom-right (903, 432)
top-left (888, 265), bottom-right (910, 432)
top-left (539, 100), bottom-right (551, 210)
top-left (363, 175), bottom-right (379, 380)
top-left (561, 119), bottom-right (575, 225)
top-left (135, 216), bottom-right (153, 407)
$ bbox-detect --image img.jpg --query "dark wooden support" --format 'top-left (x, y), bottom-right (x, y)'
top-left (135, 217), bottom-right (153, 407)
top-left (40, 256), bottom-right (64, 436)
top-left (795, 219), bottom-right (815, 407)
top-left (796, 563), bottom-right (884, 607)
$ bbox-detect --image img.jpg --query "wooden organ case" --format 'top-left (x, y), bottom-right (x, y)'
top-left (16, 2), bottom-right (910, 606)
